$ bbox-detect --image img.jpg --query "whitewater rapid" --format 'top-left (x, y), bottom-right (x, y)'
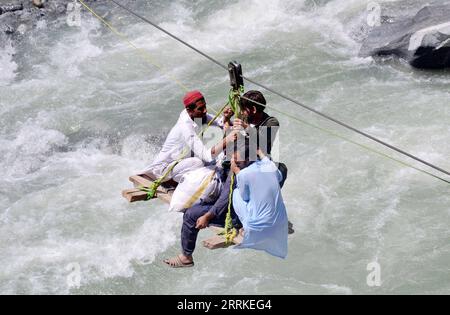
top-left (0, 0), bottom-right (449, 294)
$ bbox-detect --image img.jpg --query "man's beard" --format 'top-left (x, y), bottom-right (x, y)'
top-left (245, 114), bottom-right (253, 124)
top-left (201, 114), bottom-right (208, 125)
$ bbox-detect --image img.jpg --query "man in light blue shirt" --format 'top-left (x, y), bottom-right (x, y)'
top-left (232, 148), bottom-right (289, 259)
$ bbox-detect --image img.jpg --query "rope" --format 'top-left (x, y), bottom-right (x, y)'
top-left (77, 0), bottom-right (221, 115)
top-left (239, 96), bottom-right (450, 185)
top-left (108, 0), bottom-right (228, 71)
top-left (240, 77), bottom-right (450, 178)
top-left (79, 0), bottom-right (230, 199)
top-left (106, 0), bottom-right (450, 181)
top-left (80, 0), bottom-right (449, 185)
top-left (78, 0), bottom-right (190, 92)
top-left (223, 86), bottom-right (244, 244)
top-left (182, 170), bottom-right (216, 209)
top-left (224, 173), bottom-right (237, 245)
top-left (140, 101), bottom-right (229, 199)
top-left (228, 87), bottom-right (244, 119)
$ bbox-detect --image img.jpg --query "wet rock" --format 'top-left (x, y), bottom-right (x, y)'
top-left (4, 24), bottom-right (16, 34)
top-left (0, 1), bottom-right (96, 36)
top-left (360, 5), bottom-right (450, 69)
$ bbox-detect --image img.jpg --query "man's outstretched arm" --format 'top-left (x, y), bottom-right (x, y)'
top-left (195, 173), bottom-right (232, 229)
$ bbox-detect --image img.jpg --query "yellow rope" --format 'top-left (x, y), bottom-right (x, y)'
top-left (265, 104), bottom-right (450, 185)
top-left (78, 0), bottom-right (191, 92)
top-left (78, 0), bottom-right (223, 116)
top-left (224, 172), bottom-right (236, 245)
top-left (78, 0), bottom-right (231, 200)
top-left (140, 101), bottom-right (229, 199)
top-left (80, 0), bottom-right (450, 187)
top-left (182, 170), bottom-right (216, 209)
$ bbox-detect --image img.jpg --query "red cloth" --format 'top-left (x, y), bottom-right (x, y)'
top-left (183, 90), bottom-right (204, 107)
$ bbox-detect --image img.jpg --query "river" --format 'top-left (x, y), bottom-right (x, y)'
top-left (0, 0), bottom-right (449, 294)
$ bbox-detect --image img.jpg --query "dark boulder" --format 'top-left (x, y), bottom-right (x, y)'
top-left (360, 5), bottom-right (450, 69)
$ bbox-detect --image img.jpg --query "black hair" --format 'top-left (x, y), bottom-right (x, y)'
top-left (233, 139), bottom-right (255, 169)
top-left (240, 90), bottom-right (266, 113)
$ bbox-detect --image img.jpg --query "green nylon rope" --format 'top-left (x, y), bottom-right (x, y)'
top-left (223, 87), bottom-right (244, 245)
top-left (224, 173), bottom-right (237, 245)
top-left (229, 86), bottom-right (244, 119)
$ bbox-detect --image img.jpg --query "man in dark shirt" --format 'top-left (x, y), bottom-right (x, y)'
top-left (234, 90), bottom-right (279, 156)
top-left (234, 90), bottom-right (288, 187)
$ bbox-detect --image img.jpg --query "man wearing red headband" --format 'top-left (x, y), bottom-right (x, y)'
top-left (144, 90), bottom-right (236, 183)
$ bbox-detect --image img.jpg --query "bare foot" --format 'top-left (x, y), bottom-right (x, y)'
top-left (202, 236), bottom-right (227, 249)
top-left (163, 254), bottom-right (194, 268)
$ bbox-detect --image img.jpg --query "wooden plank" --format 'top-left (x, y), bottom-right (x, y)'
top-left (156, 190), bottom-right (173, 204)
top-left (122, 186), bottom-right (174, 204)
top-left (203, 222), bottom-right (293, 250)
top-left (129, 175), bottom-right (154, 188)
top-left (130, 174), bottom-right (177, 191)
top-left (210, 224), bottom-right (294, 235)
top-left (201, 223), bottom-right (295, 250)
top-left (202, 232), bottom-right (243, 250)
top-left (123, 174), bottom-right (176, 204)
top-left (208, 226), bottom-right (225, 234)
top-left (122, 188), bottom-right (148, 203)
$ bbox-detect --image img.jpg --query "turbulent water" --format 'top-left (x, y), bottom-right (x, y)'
top-left (1, 0), bottom-right (449, 295)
